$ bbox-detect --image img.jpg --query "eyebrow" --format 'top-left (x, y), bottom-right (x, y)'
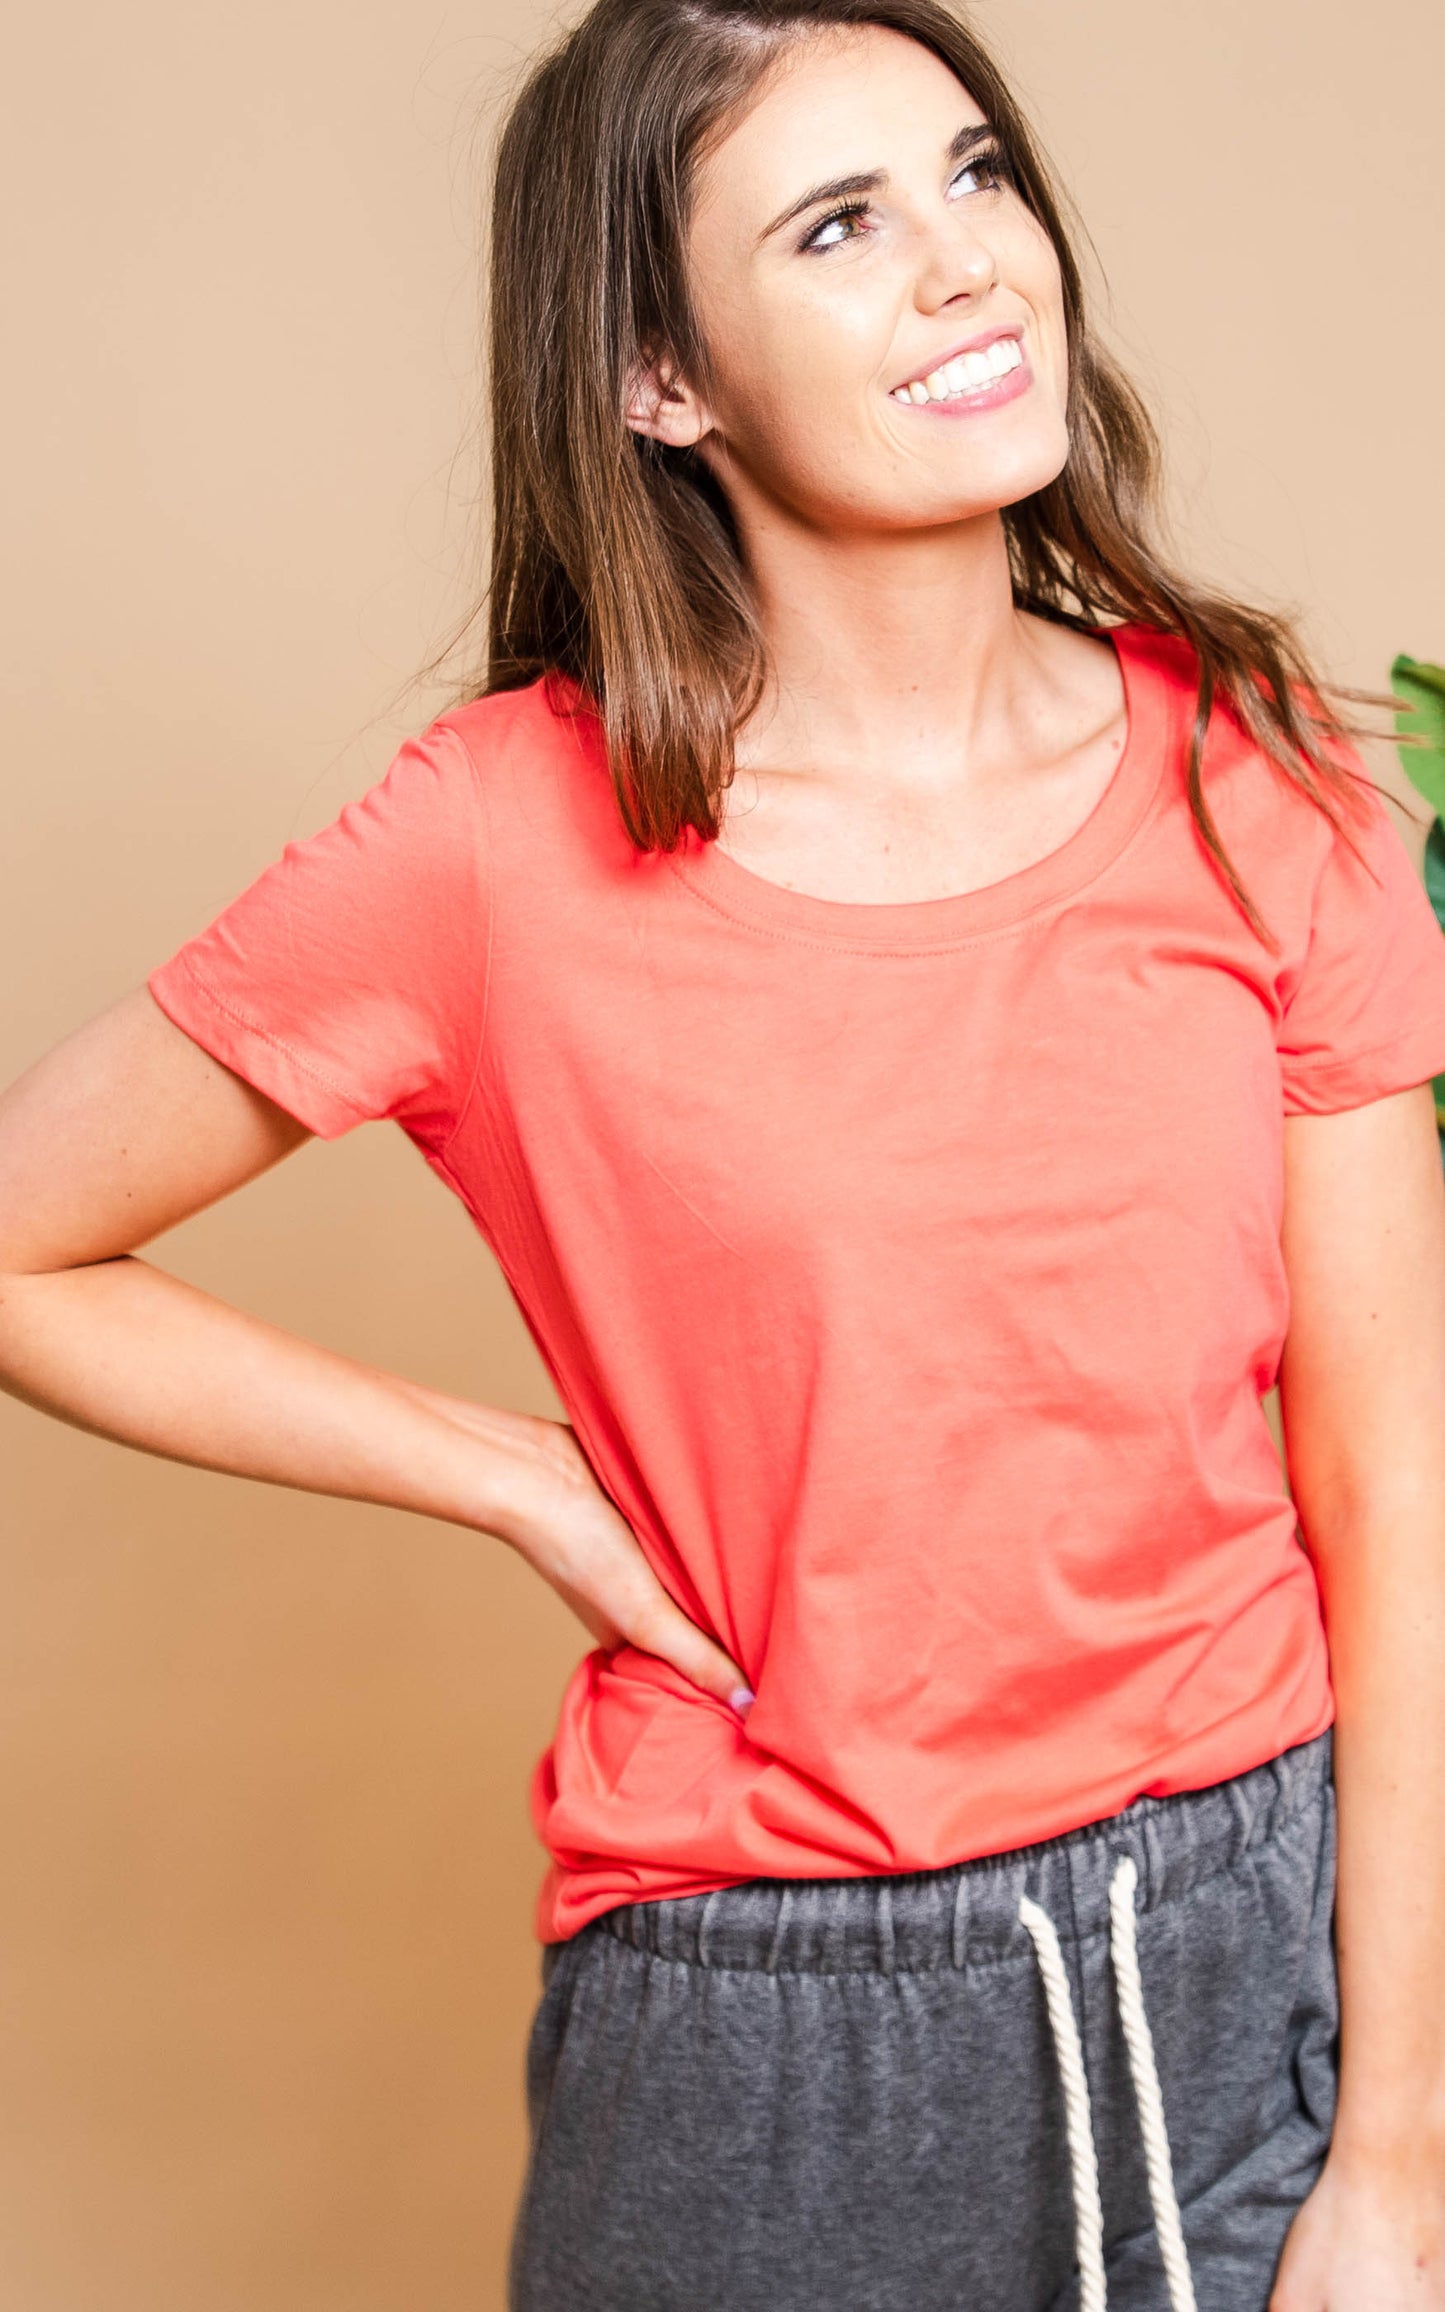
top-left (756, 121), bottom-right (1000, 247)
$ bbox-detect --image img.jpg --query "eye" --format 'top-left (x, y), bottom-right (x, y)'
top-left (797, 145), bottom-right (1012, 255)
top-left (798, 199), bottom-right (871, 255)
top-left (952, 148), bottom-right (1010, 200)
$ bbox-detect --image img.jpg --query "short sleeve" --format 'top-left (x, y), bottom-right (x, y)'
top-left (146, 718), bottom-right (489, 1145)
top-left (1277, 775), bottom-right (1445, 1116)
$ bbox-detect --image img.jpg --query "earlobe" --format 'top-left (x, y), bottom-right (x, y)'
top-left (623, 353), bottom-right (712, 448)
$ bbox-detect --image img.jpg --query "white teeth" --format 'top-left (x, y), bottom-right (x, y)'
top-left (891, 335), bottom-right (1024, 403)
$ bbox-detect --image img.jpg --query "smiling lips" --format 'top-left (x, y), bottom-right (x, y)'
top-left (890, 332), bottom-right (1027, 406)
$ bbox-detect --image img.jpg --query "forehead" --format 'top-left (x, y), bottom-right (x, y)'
top-left (692, 26), bottom-right (987, 220)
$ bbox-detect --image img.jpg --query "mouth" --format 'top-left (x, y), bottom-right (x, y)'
top-left (889, 325), bottom-right (1027, 406)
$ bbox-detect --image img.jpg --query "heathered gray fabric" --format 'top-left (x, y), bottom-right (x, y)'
top-left (508, 1727), bottom-right (1338, 2312)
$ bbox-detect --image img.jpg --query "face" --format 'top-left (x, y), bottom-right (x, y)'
top-left (625, 25), bottom-right (1070, 534)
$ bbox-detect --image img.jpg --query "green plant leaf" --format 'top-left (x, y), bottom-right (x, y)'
top-left (1421, 818), bottom-right (1445, 1134)
top-left (1423, 814), bottom-right (1445, 929)
top-left (1392, 653), bottom-right (1445, 815)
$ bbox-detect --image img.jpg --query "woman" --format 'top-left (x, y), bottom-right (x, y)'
top-left (2, 0), bottom-right (1444, 2303)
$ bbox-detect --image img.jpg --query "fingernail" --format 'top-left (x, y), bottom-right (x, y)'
top-left (728, 1684), bottom-right (755, 1717)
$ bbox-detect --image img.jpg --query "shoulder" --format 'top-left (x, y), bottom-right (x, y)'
top-left (430, 670), bottom-right (632, 880)
top-left (1111, 618), bottom-right (1379, 859)
top-left (347, 676), bottom-right (596, 864)
top-left (433, 671), bottom-right (594, 780)
top-left (1092, 621), bottom-right (1423, 978)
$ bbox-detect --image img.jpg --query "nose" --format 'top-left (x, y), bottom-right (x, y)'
top-left (914, 207), bottom-right (999, 312)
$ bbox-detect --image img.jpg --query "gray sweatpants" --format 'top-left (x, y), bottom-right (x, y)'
top-left (508, 1726), bottom-right (1338, 2311)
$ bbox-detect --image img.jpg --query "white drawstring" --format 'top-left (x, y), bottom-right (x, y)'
top-left (1107, 1856), bottom-right (1198, 2311)
top-left (1016, 1883), bottom-right (1107, 2312)
top-left (1017, 1853), bottom-right (1198, 2312)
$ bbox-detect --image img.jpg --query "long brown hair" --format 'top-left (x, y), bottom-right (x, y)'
top-left (417, 0), bottom-right (1408, 943)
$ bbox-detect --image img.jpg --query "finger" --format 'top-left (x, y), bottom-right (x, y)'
top-left (621, 1589), bottom-right (755, 1717)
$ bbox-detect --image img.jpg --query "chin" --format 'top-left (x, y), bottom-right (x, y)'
top-left (960, 440), bottom-right (1070, 515)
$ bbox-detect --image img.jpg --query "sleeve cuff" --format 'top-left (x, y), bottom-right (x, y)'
top-left (146, 952), bottom-right (371, 1141)
top-left (1281, 1021), bottom-right (1445, 1116)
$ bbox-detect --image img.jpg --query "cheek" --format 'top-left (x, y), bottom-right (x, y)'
top-left (1012, 229), bottom-right (1067, 356)
top-left (713, 293), bottom-right (884, 455)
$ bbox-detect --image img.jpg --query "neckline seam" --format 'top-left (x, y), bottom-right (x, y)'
top-left (662, 761), bottom-right (1172, 955)
top-left (660, 623), bottom-right (1167, 949)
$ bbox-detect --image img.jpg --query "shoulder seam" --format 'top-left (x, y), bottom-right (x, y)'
top-left (431, 717), bottom-right (495, 1162)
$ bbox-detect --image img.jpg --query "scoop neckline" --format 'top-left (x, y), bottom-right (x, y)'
top-left (659, 621), bottom-right (1171, 950)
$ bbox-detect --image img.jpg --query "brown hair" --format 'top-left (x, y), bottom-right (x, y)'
top-left (416, 0), bottom-right (1408, 942)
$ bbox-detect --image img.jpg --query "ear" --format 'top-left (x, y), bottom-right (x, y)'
top-left (623, 350), bottom-right (714, 449)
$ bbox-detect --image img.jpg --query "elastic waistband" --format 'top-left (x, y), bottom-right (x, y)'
top-left (594, 1727), bottom-right (1334, 1975)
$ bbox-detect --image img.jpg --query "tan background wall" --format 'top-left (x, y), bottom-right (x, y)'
top-left (2, 1), bottom-right (1441, 2305)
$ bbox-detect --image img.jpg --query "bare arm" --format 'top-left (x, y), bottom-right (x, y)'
top-left (0, 987), bottom-right (753, 1709)
top-left (1274, 1079), bottom-right (1445, 2285)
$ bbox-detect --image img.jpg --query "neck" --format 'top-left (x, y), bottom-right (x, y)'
top-left (731, 505), bottom-right (1038, 776)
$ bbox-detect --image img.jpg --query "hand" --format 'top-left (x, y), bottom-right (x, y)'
top-left (1271, 2151), bottom-right (1445, 2308)
top-left (493, 1414), bottom-right (755, 1717)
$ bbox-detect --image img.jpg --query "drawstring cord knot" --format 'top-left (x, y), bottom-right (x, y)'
top-left (1017, 1852), bottom-right (1198, 2312)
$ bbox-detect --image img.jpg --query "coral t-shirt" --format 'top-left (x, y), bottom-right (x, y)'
top-left (147, 623), bottom-right (1445, 1944)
